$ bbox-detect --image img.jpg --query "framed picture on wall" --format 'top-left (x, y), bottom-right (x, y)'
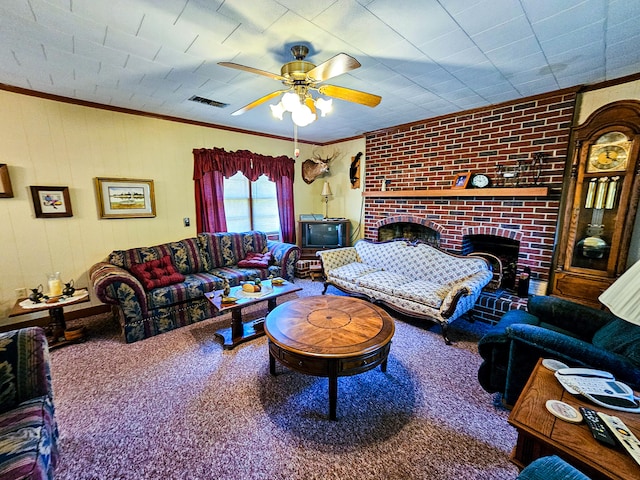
top-left (30, 186), bottom-right (73, 217)
top-left (0, 164), bottom-right (13, 198)
top-left (95, 177), bottom-right (156, 219)
top-left (451, 172), bottom-right (471, 189)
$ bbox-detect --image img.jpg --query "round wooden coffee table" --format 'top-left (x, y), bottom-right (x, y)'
top-left (264, 295), bottom-right (395, 420)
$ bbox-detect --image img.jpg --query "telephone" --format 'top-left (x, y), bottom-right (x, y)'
top-left (555, 368), bottom-right (640, 413)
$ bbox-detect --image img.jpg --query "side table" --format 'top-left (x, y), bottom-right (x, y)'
top-left (8, 290), bottom-right (90, 349)
top-left (508, 358), bottom-right (640, 479)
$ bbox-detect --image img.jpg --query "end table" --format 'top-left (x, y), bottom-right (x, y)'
top-left (8, 290), bottom-right (90, 348)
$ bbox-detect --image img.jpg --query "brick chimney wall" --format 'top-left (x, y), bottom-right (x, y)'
top-left (363, 89), bottom-right (578, 281)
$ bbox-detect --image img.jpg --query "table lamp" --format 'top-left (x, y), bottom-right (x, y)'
top-left (599, 259), bottom-right (640, 324)
top-left (321, 181), bottom-right (332, 219)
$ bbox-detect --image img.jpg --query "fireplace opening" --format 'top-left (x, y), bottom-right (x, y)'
top-left (462, 234), bottom-right (519, 291)
top-left (378, 222), bottom-right (441, 248)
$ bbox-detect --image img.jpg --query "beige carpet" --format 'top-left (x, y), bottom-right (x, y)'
top-left (49, 279), bottom-right (519, 479)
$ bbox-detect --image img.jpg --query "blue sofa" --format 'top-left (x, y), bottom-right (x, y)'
top-left (90, 231), bottom-right (300, 343)
top-left (0, 327), bottom-right (58, 480)
top-left (478, 295), bottom-right (640, 406)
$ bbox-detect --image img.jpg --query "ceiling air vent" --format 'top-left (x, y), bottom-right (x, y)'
top-left (188, 95), bottom-right (228, 108)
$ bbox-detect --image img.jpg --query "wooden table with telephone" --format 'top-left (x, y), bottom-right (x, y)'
top-left (509, 358), bottom-right (640, 480)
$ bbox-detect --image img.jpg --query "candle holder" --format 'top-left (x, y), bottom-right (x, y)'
top-left (47, 272), bottom-right (63, 297)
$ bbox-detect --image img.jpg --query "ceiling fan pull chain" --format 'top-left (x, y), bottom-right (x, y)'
top-left (294, 124), bottom-right (300, 158)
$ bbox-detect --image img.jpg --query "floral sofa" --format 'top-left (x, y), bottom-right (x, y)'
top-left (0, 327), bottom-right (58, 480)
top-left (90, 231), bottom-right (300, 343)
top-left (318, 239), bottom-right (492, 343)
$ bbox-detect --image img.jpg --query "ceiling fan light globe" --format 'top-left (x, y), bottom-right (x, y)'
top-left (315, 97), bottom-right (333, 117)
top-left (270, 102), bottom-right (285, 120)
top-left (291, 104), bottom-right (316, 127)
top-left (281, 92), bottom-right (301, 112)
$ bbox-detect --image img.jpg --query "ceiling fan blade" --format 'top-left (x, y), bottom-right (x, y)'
top-left (318, 84), bottom-right (381, 108)
top-left (218, 62), bottom-right (286, 82)
top-left (231, 90), bottom-right (287, 116)
top-left (304, 97), bottom-right (316, 115)
top-left (307, 53), bottom-right (361, 82)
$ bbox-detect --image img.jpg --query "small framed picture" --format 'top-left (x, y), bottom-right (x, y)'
top-left (0, 164), bottom-right (13, 198)
top-left (451, 172), bottom-right (471, 189)
top-left (30, 186), bottom-right (73, 218)
top-left (95, 177), bottom-right (156, 219)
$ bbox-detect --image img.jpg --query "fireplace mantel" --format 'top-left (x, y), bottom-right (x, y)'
top-left (362, 186), bottom-right (548, 198)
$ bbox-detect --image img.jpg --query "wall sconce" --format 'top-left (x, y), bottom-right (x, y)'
top-left (321, 181), bottom-right (332, 219)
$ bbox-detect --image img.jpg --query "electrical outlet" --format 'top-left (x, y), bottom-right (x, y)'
top-left (15, 288), bottom-right (27, 298)
top-left (183, 217), bottom-right (190, 227)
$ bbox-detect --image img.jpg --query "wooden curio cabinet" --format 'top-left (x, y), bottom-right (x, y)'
top-left (552, 101), bottom-right (640, 307)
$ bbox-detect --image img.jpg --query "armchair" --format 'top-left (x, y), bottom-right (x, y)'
top-left (517, 455), bottom-right (592, 480)
top-left (0, 327), bottom-right (59, 479)
top-left (477, 295), bottom-right (640, 406)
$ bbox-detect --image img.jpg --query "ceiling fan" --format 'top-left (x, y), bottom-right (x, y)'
top-left (218, 45), bottom-right (381, 122)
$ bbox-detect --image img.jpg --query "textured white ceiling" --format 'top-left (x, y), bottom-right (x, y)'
top-left (1, 0), bottom-right (639, 143)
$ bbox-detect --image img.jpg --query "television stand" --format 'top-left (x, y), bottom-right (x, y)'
top-left (299, 247), bottom-right (341, 260)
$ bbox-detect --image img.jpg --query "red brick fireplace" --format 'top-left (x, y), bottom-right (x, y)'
top-left (362, 89), bottom-right (578, 323)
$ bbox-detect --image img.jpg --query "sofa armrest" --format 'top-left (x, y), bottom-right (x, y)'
top-left (517, 455), bottom-right (591, 480)
top-left (0, 327), bottom-right (51, 413)
top-left (508, 323), bottom-right (640, 389)
top-left (527, 295), bottom-right (614, 340)
top-left (89, 262), bottom-right (149, 317)
top-left (266, 240), bottom-right (301, 282)
top-left (440, 269), bottom-right (493, 318)
top-left (317, 247), bottom-right (358, 273)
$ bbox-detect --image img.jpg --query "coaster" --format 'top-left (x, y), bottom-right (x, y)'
top-left (545, 400), bottom-right (583, 423)
top-left (542, 358), bottom-right (569, 371)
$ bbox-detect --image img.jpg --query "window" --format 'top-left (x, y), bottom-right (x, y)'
top-left (223, 172), bottom-right (280, 235)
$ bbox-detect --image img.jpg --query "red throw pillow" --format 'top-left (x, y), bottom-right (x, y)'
top-left (130, 255), bottom-right (186, 290)
top-left (237, 251), bottom-right (272, 268)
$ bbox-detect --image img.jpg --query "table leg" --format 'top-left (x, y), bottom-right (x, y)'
top-left (269, 350), bottom-right (276, 375)
top-left (329, 375), bottom-right (337, 420)
top-left (381, 357), bottom-right (388, 373)
top-left (328, 360), bottom-right (339, 420)
top-left (267, 298), bottom-right (277, 311)
top-left (48, 306), bottom-right (66, 343)
top-left (231, 309), bottom-right (244, 339)
top-left (214, 306), bottom-right (267, 350)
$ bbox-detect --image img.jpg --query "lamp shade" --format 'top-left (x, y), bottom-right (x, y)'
top-left (321, 181), bottom-right (332, 197)
top-left (281, 92), bottom-right (301, 112)
top-left (599, 259), bottom-right (640, 325)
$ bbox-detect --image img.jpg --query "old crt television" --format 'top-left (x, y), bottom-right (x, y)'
top-left (300, 221), bottom-right (348, 248)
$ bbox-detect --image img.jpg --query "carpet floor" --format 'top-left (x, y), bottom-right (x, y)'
top-left (49, 279), bottom-right (519, 479)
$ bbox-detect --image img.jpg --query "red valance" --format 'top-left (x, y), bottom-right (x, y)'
top-left (193, 147), bottom-right (295, 182)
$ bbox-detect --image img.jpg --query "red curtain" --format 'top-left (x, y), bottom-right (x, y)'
top-left (193, 148), bottom-right (296, 243)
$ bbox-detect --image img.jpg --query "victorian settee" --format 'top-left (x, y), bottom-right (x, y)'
top-left (0, 327), bottom-right (58, 479)
top-left (478, 295), bottom-right (640, 406)
top-left (90, 231), bottom-right (300, 343)
top-left (317, 239), bottom-right (493, 343)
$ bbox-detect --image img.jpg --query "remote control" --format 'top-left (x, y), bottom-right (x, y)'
top-left (597, 412), bottom-right (640, 466)
top-left (579, 407), bottom-right (616, 446)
